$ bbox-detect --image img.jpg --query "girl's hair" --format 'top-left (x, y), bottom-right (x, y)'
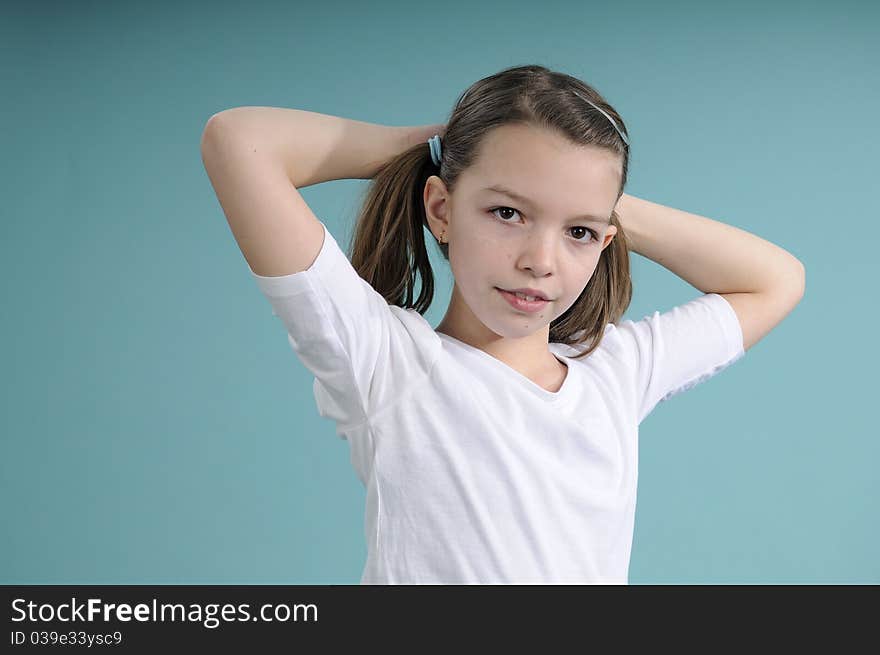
top-left (349, 63), bottom-right (633, 360)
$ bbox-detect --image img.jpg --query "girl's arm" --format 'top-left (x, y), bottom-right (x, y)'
top-left (615, 193), bottom-right (805, 350)
top-left (201, 108), bottom-right (441, 277)
top-left (206, 106), bottom-right (442, 187)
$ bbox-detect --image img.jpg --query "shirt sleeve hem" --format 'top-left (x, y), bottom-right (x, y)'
top-left (706, 292), bottom-right (745, 356)
top-left (247, 221), bottom-right (335, 298)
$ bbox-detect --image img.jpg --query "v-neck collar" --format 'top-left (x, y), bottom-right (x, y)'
top-left (436, 332), bottom-right (579, 406)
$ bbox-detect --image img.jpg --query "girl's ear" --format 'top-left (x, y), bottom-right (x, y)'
top-left (423, 176), bottom-right (451, 234)
top-left (601, 225), bottom-right (618, 250)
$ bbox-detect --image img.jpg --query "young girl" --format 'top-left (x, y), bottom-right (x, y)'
top-left (201, 64), bottom-right (805, 584)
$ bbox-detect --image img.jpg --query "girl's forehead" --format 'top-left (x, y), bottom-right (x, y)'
top-left (469, 130), bottom-right (621, 182)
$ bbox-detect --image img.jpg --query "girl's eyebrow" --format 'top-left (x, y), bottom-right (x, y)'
top-left (481, 184), bottom-right (610, 224)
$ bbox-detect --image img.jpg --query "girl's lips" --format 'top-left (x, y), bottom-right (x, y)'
top-left (497, 287), bottom-right (550, 313)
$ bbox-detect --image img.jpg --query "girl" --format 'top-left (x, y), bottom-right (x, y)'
top-left (200, 64), bottom-right (805, 584)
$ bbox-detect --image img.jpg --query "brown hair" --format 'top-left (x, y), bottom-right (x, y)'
top-left (349, 63), bottom-right (633, 360)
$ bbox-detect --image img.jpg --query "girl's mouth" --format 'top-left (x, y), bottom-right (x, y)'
top-left (497, 288), bottom-right (549, 313)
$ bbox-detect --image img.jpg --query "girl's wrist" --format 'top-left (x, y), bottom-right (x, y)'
top-left (399, 123), bottom-right (446, 151)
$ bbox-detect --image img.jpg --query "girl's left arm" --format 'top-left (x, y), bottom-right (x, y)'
top-left (614, 193), bottom-right (805, 352)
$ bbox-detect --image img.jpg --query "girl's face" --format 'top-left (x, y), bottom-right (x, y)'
top-left (424, 123), bottom-right (621, 349)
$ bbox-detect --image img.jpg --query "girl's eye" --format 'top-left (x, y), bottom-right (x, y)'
top-left (488, 206), bottom-right (598, 243)
top-left (489, 206), bottom-right (521, 222)
top-left (568, 226), bottom-right (598, 243)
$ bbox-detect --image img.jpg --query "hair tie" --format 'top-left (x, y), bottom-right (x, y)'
top-left (428, 134), bottom-right (443, 166)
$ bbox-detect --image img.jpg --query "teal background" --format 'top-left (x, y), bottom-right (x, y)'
top-left (2, 0), bottom-right (877, 584)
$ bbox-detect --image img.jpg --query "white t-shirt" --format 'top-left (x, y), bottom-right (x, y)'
top-left (249, 221), bottom-right (746, 584)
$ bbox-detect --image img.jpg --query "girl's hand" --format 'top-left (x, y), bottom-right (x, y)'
top-left (399, 123), bottom-right (447, 151)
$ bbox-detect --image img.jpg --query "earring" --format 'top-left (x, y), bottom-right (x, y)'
top-left (437, 230), bottom-right (446, 245)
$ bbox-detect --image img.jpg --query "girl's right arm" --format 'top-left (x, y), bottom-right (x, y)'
top-left (199, 109), bottom-right (444, 438)
top-left (199, 107), bottom-right (429, 277)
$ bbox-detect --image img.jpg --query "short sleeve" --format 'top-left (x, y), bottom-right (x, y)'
top-left (603, 292), bottom-right (746, 425)
top-left (248, 221), bottom-right (441, 437)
